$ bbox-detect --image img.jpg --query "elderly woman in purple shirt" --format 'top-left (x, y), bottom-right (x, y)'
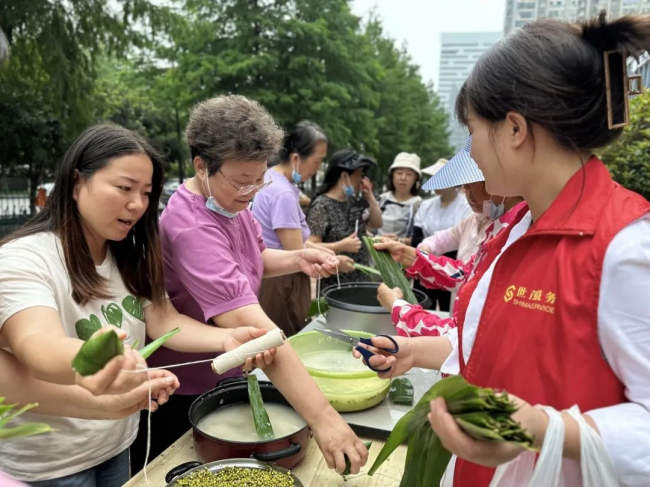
top-left (253, 121), bottom-right (356, 336)
top-left (132, 96), bottom-right (368, 475)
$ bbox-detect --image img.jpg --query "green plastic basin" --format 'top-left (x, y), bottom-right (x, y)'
top-left (289, 330), bottom-right (390, 412)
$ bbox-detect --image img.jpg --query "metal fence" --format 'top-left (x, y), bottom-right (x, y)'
top-left (0, 178), bottom-right (34, 238)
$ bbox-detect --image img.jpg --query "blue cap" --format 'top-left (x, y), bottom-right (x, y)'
top-left (422, 136), bottom-right (484, 190)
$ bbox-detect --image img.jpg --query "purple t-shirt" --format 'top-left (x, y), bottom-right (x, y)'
top-left (252, 172), bottom-right (310, 249)
top-left (149, 184), bottom-right (267, 395)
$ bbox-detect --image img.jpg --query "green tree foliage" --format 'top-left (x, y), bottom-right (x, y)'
top-left (0, 0), bottom-right (174, 209)
top-left (1, 0), bottom-right (451, 199)
top-left (600, 91), bottom-right (650, 200)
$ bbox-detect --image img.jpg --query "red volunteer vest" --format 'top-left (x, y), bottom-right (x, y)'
top-left (452, 157), bottom-right (650, 486)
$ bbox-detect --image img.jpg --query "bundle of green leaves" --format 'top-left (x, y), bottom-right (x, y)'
top-left (369, 376), bottom-right (536, 486)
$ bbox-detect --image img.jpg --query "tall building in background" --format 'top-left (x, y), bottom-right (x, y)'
top-left (505, 0), bottom-right (650, 33)
top-left (437, 32), bottom-right (502, 151)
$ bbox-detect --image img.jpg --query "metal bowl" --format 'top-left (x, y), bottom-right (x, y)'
top-left (322, 281), bottom-right (432, 335)
top-left (165, 458), bottom-right (304, 486)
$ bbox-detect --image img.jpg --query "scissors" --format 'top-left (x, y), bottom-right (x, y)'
top-left (316, 322), bottom-right (399, 373)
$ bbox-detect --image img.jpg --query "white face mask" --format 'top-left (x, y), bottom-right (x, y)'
top-left (482, 197), bottom-right (506, 221)
top-left (203, 176), bottom-right (239, 219)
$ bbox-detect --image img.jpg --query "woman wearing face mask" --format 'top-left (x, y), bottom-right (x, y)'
top-left (0, 125), bottom-right (273, 485)
top-left (376, 152), bottom-right (423, 245)
top-left (358, 13), bottom-right (650, 486)
top-left (307, 149), bottom-right (383, 289)
top-left (411, 158), bottom-right (472, 311)
top-left (374, 138), bottom-right (524, 336)
top-left (141, 96), bottom-right (369, 476)
top-left (253, 121), bottom-right (329, 336)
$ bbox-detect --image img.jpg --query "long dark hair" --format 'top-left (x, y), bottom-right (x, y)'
top-left (1, 125), bottom-right (166, 305)
top-left (456, 12), bottom-right (650, 152)
top-left (270, 120), bottom-right (328, 166)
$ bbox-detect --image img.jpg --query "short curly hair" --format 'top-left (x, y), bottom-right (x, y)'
top-left (186, 95), bottom-right (284, 175)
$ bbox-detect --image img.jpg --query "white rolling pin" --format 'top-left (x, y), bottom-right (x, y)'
top-left (211, 328), bottom-right (287, 374)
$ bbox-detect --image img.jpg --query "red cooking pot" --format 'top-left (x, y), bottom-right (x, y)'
top-left (188, 377), bottom-right (311, 470)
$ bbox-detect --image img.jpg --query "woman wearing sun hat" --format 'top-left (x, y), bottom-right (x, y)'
top-left (374, 136), bottom-right (524, 335)
top-left (376, 152), bottom-right (423, 245)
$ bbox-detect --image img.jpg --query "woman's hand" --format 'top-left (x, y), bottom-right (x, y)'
top-left (97, 369), bottom-right (180, 418)
top-left (310, 408), bottom-right (369, 474)
top-left (377, 283), bottom-right (403, 312)
top-left (337, 255), bottom-right (355, 273)
top-left (75, 326), bottom-right (152, 396)
top-left (296, 248), bottom-right (340, 278)
top-left (373, 239), bottom-right (417, 267)
top-left (352, 335), bottom-right (415, 379)
top-left (360, 177), bottom-right (376, 202)
top-left (427, 395), bottom-right (549, 468)
top-left (224, 327), bottom-right (276, 371)
top-left (336, 232), bottom-right (362, 254)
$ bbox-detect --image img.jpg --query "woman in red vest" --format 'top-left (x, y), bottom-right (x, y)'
top-left (361, 12), bottom-right (650, 486)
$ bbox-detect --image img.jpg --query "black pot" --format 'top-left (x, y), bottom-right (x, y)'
top-left (322, 281), bottom-right (432, 335)
top-left (188, 377), bottom-right (311, 470)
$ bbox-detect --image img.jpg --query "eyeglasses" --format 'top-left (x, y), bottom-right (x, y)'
top-left (217, 169), bottom-right (272, 196)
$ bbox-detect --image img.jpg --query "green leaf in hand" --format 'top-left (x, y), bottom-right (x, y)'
top-left (75, 314), bottom-right (102, 341)
top-left (72, 329), bottom-right (124, 376)
top-left (138, 327), bottom-right (180, 359)
top-left (343, 441), bottom-right (372, 477)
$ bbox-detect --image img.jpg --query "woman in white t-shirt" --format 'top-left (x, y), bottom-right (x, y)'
top-left (376, 153), bottom-right (423, 245)
top-left (0, 125), bottom-right (275, 485)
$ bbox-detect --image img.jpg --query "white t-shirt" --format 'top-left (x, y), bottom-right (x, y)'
top-left (377, 193), bottom-right (422, 238)
top-left (413, 194), bottom-right (472, 238)
top-left (0, 232), bottom-right (147, 481)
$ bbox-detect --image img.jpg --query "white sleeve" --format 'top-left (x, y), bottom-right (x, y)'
top-left (439, 327), bottom-right (460, 375)
top-left (588, 216), bottom-right (650, 487)
top-left (0, 239), bottom-right (58, 329)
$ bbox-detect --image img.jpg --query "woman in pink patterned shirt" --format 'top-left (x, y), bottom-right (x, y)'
top-left (374, 137), bottom-right (523, 337)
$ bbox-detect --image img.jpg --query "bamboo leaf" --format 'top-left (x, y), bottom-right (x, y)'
top-left (343, 441), bottom-right (372, 476)
top-left (353, 263), bottom-right (381, 277)
top-left (247, 375), bottom-right (274, 440)
top-left (362, 237), bottom-right (418, 304)
top-left (305, 297), bottom-right (329, 320)
top-left (71, 329), bottom-right (124, 377)
top-left (138, 327), bottom-right (180, 359)
top-left (389, 377), bottom-right (414, 406)
top-left (420, 432), bottom-right (452, 487)
top-left (0, 422), bottom-right (54, 440)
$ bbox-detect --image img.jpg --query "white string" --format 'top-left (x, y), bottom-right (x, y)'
top-left (121, 357), bottom-right (215, 373)
top-left (316, 276), bottom-right (322, 316)
top-left (336, 263), bottom-right (341, 289)
top-left (143, 365), bottom-right (152, 487)
top-left (121, 348), bottom-right (273, 374)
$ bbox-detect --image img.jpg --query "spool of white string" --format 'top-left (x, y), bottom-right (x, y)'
top-left (211, 328), bottom-right (286, 374)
